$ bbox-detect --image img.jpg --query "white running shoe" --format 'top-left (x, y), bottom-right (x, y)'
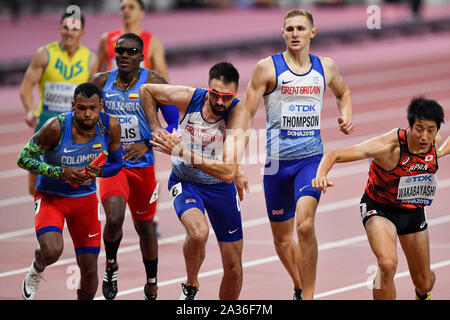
top-left (22, 261), bottom-right (44, 300)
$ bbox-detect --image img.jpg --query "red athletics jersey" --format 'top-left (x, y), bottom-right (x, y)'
top-left (365, 128), bottom-right (438, 209)
top-left (106, 29), bottom-right (152, 70)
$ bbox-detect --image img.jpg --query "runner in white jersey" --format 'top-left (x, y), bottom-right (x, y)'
top-left (243, 9), bottom-right (354, 300)
top-left (139, 62), bottom-right (249, 300)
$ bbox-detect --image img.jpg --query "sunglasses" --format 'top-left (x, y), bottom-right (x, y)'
top-left (115, 47), bottom-right (140, 55)
top-left (207, 86), bottom-right (238, 102)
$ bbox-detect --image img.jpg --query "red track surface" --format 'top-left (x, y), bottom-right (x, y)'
top-left (0, 32), bottom-right (449, 300)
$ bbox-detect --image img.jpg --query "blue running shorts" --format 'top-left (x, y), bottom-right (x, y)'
top-left (263, 155), bottom-right (322, 222)
top-left (168, 173), bottom-right (243, 242)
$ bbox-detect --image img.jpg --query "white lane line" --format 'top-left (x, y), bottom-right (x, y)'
top-left (97, 214), bottom-right (450, 300)
top-left (314, 259), bottom-right (450, 299)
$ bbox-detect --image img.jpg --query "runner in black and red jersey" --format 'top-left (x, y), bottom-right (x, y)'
top-left (312, 96), bottom-right (448, 300)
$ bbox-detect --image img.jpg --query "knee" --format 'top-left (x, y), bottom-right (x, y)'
top-left (105, 210), bottom-right (125, 230)
top-left (224, 262), bottom-right (243, 283)
top-left (38, 241), bottom-right (63, 264)
top-left (378, 257), bottom-right (397, 279)
top-left (296, 219), bottom-right (315, 240)
top-left (188, 228), bottom-right (209, 247)
top-left (273, 236), bottom-right (291, 251)
top-left (80, 264), bottom-right (98, 281)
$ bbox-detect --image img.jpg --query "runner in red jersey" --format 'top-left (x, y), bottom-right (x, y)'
top-left (96, 0), bottom-right (169, 80)
top-left (312, 96), bottom-right (448, 300)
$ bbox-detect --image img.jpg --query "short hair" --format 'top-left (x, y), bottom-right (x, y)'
top-left (209, 62), bottom-right (240, 88)
top-left (120, 0), bottom-right (145, 10)
top-left (60, 11), bottom-right (85, 29)
top-left (117, 33), bottom-right (144, 51)
top-left (407, 96), bottom-right (445, 130)
top-left (283, 9), bottom-right (314, 27)
top-left (74, 83), bottom-right (102, 102)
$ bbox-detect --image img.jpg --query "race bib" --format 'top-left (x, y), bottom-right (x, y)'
top-left (43, 81), bottom-right (77, 112)
top-left (280, 103), bottom-right (321, 137)
top-left (116, 115), bottom-right (141, 143)
top-left (396, 173), bottom-right (438, 206)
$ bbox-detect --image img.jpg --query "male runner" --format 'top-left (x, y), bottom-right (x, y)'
top-left (92, 33), bottom-right (178, 300)
top-left (20, 10), bottom-right (97, 196)
top-left (312, 96), bottom-right (446, 300)
top-left (17, 82), bottom-right (122, 300)
top-left (243, 9), bottom-right (354, 299)
top-left (140, 61), bottom-right (249, 300)
top-left (96, 0), bottom-right (168, 80)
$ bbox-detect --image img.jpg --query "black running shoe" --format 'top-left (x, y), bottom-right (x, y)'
top-left (293, 288), bottom-right (303, 300)
top-left (180, 283), bottom-right (199, 300)
top-left (144, 283), bottom-right (157, 300)
top-left (102, 262), bottom-right (118, 300)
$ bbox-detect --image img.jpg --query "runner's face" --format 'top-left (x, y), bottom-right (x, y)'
top-left (120, 0), bottom-right (144, 24)
top-left (59, 17), bottom-right (85, 47)
top-left (207, 79), bottom-right (238, 117)
top-left (409, 118), bottom-right (438, 151)
top-left (72, 94), bottom-right (102, 130)
top-left (282, 15), bottom-right (316, 51)
top-left (115, 38), bottom-right (143, 73)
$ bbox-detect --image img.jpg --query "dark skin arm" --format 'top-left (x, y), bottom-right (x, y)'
top-left (32, 118), bottom-right (90, 185)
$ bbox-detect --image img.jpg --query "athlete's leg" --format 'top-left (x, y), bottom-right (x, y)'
top-left (180, 208), bottom-right (209, 288)
top-left (217, 239), bottom-right (243, 300)
top-left (270, 218), bottom-right (302, 290)
top-left (295, 195), bottom-right (318, 300)
top-left (76, 253), bottom-right (99, 300)
top-left (365, 216), bottom-right (398, 300)
top-left (34, 231), bottom-right (64, 271)
top-left (399, 229), bottom-right (435, 298)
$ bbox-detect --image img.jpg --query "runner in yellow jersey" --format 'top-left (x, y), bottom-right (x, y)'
top-left (20, 10), bottom-right (97, 195)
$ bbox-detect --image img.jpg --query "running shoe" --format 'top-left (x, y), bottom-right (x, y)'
top-left (293, 288), bottom-right (303, 300)
top-left (22, 261), bottom-right (44, 300)
top-left (102, 262), bottom-right (119, 300)
top-left (144, 283), bottom-right (157, 300)
top-left (179, 283), bottom-right (199, 300)
top-left (415, 287), bottom-right (431, 300)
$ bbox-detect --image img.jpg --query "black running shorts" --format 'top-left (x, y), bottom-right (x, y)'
top-left (359, 192), bottom-right (428, 235)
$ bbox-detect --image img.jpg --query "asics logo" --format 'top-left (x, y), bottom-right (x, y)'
top-left (63, 147), bottom-right (77, 153)
top-left (105, 93), bottom-right (120, 98)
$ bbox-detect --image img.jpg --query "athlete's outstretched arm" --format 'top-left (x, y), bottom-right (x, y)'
top-left (322, 57), bottom-right (354, 135)
top-left (312, 130), bottom-right (397, 193)
top-left (438, 136), bottom-right (450, 158)
top-left (139, 83), bottom-right (194, 135)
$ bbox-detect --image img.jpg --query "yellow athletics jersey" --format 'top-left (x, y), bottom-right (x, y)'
top-left (38, 41), bottom-right (92, 114)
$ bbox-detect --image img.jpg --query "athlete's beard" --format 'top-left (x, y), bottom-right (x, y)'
top-left (209, 99), bottom-right (226, 117)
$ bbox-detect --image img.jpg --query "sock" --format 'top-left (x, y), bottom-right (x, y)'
top-left (104, 234), bottom-right (122, 264)
top-left (143, 258), bottom-right (158, 284)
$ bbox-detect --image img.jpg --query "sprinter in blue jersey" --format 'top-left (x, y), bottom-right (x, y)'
top-left (140, 62), bottom-right (249, 300)
top-left (92, 33), bottom-right (178, 300)
top-left (17, 83), bottom-right (122, 300)
top-left (243, 9), bottom-right (354, 300)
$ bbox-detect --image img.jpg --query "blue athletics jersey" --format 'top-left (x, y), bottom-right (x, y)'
top-left (172, 88), bottom-right (239, 184)
top-left (102, 68), bottom-right (154, 168)
top-left (263, 53), bottom-right (326, 160)
top-left (36, 111), bottom-right (110, 197)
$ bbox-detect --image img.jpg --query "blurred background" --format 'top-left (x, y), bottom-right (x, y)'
top-left (1, 0), bottom-right (449, 87)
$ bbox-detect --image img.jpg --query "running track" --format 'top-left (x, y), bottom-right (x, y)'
top-left (0, 32), bottom-right (449, 300)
